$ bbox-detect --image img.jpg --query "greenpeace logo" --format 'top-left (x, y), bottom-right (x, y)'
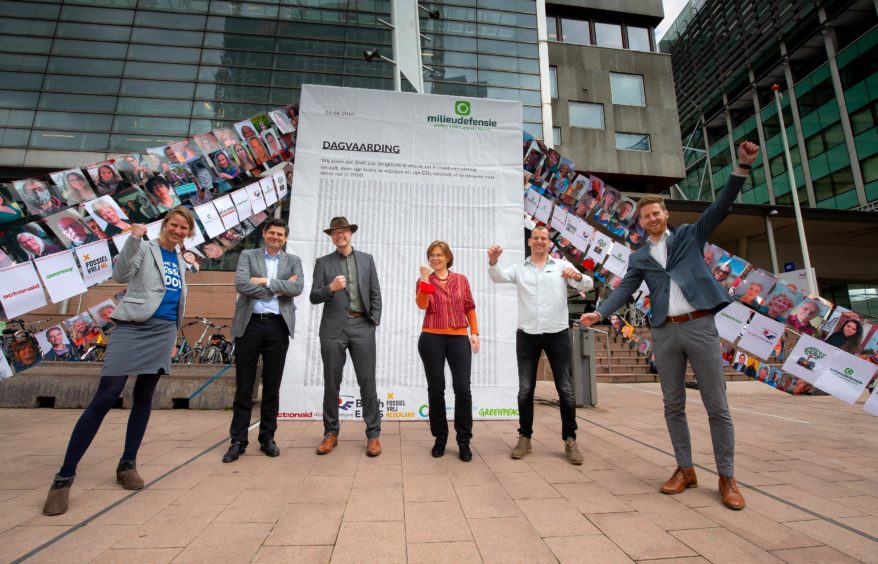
top-left (322, 141), bottom-right (400, 153)
top-left (45, 267), bottom-right (74, 280)
top-left (3, 284), bottom-right (40, 299)
top-left (478, 408), bottom-right (519, 416)
top-left (719, 312), bottom-right (744, 324)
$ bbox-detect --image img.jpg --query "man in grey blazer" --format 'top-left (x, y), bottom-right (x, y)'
top-left (581, 141), bottom-right (759, 510)
top-left (310, 217), bottom-right (383, 457)
top-left (223, 218), bottom-right (304, 463)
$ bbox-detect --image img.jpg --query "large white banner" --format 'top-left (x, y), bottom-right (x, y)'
top-left (281, 85), bottom-right (523, 421)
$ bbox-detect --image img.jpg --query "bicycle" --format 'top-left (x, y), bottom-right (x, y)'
top-left (172, 317), bottom-right (217, 364)
top-left (200, 324), bottom-right (234, 364)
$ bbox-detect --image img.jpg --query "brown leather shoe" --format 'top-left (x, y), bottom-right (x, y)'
top-left (660, 467), bottom-right (698, 494)
top-left (366, 437), bottom-right (382, 457)
top-left (316, 433), bottom-right (338, 455)
top-left (719, 475), bottom-right (745, 510)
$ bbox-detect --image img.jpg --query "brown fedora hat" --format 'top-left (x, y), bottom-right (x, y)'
top-left (323, 216), bottom-right (358, 235)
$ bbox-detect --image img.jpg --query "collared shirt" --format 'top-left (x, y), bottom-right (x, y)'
top-left (337, 249), bottom-right (364, 312)
top-left (648, 230), bottom-right (696, 317)
top-left (489, 256), bottom-right (592, 334)
top-left (253, 249), bottom-right (281, 314)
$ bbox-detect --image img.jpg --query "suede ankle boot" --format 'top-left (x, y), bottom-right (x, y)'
top-left (116, 459), bottom-right (145, 490)
top-left (43, 473), bottom-right (74, 516)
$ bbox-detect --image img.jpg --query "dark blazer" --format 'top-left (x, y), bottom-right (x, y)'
top-left (310, 249), bottom-right (382, 338)
top-left (596, 174), bottom-right (747, 327)
top-left (111, 237), bottom-right (187, 328)
top-left (232, 248), bottom-right (304, 338)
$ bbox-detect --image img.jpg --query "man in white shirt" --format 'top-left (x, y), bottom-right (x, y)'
top-left (488, 225), bottom-right (593, 464)
top-left (581, 141), bottom-right (759, 510)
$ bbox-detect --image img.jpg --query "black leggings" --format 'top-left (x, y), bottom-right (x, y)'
top-left (59, 374), bottom-right (161, 477)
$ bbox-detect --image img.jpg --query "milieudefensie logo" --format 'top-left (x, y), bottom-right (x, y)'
top-left (427, 100), bottom-right (497, 129)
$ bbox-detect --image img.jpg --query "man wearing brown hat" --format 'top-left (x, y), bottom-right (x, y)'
top-left (310, 217), bottom-right (383, 456)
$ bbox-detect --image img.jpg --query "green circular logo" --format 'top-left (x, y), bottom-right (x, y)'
top-left (844, 367), bottom-right (854, 376)
top-left (454, 100), bottom-right (471, 116)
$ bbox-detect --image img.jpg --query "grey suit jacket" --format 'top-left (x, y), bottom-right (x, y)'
top-left (309, 249), bottom-right (382, 339)
top-left (596, 173), bottom-right (747, 327)
top-left (111, 237), bottom-right (187, 327)
top-left (232, 247), bottom-right (305, 338)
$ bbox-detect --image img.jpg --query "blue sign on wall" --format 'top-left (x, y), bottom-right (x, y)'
top-left (784, 262), bottom-right (796, 272)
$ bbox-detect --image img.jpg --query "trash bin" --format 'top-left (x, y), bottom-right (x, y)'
top-left (571, 323), bottom-right (597, 407)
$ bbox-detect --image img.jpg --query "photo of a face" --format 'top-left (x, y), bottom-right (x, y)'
top-left (732, 351), bottom-right (749, 371)
top-left (36, 325), bottom-right (75, 361)
top-left (213, 127), bottom-right (240, 149)
top-left (733, 268), bottom-right (777, 309)
top-left (712, 255), bottom-right (749, 290)
top-left (14, 177), bottom-right (66, 216)
top-left (261, 127), bottom-right (282, 158)
top-left (83, 218), bottom-right (108, 240)
top-left (170, 140), bottom-right (200, 163)
top-left (9, 336), bottom-right (42, 372)
top-left (247, 135), bottom-right (269, 166)
top-left (181, 247), bottom-right (206, 273)
top-left (702, 243), bottom-right (725, 271)
top-left (546, 158), bottom-right (574, 198)
top-left (160, 162), bottom-right (194, 188)
top-left (88, 299), bottom-right (117, 332)
top-left (0, 184), bottom-right (25, 225)
top-left (200, 239), bottom-right (226, 260)
top-left (594, 186), bottom-right (621, 220)
top-left (87, 161), bottom-right (127, 197)
top-left (85, 196), bottom-right (131, 237)
top-left (62, 312), bottom-right (103, 348)
top-left (141, 153), bottom-right (164, 174)
top-left (193, 132), bottom-right (222, 155)
top-left (785, 298), bottom-right (830, 336)
top-left (523, 141), bottom-right (545, 174)
top-left (112, 185), bottom-right (159, 224)
top-left (268, 108), bottom-right (294, 134)
top-left (757, 282), bottom-right (805, 322)
top-left (115, 154), bottom-right (150, 185)
top-left (49, 169), bottom-right (97, 205)
top-left (231, 143), bottom-right (257, 174)
top-left (1, 222), bottom-right (63, 261)
top-left (189, 158), bottom-right (218, 192)
top-left (144, 176), bottom-right (182, 213)
top-left (146, 146), bottom-right (173, 167)
top-left (45, 209), bottom-right (100, 249)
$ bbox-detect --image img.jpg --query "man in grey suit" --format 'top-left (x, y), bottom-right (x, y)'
top-left (223, 218), bottom-right (304, 463)
top-left (310, 217), bottom-right (383, 457)
top-left (581, 141), bottom-right (759, 510)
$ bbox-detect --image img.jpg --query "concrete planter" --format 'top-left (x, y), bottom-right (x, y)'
top-left (0, 362), bottom-right (251, 409)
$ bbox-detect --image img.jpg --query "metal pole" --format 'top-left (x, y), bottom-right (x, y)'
top-left (390, 0), bottom-right (401, 91)
top-left (764, 214), bottom-right (779, 274)
top-left (772, 84), bottom-right (817, 295)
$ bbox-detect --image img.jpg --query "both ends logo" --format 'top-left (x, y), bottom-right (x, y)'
top-left (454, 100), bottom-right (471, 116)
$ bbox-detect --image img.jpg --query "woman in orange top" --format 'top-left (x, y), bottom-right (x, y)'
top-left (417, 241), bottom-right (479, 461)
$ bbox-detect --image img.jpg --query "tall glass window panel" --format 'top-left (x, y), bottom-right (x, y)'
top-left (546, 15), bottom-right (558, 42)
top-left (561, 18), bottom-right (589, 45)
top-left (549, 66), bottom-right (558, 99)
top-left (594, 22), bottom-right (623, 49)
top-left (552, 127), bottom-right (561, 146)
top-left (610, 73), bottom-right (645, 106)
top-left (569, 102), bottom-right (604, 129)
top-left (627, 26), bottom-right (652, 52)
top-left (616, 132), bottom-right (651, 151)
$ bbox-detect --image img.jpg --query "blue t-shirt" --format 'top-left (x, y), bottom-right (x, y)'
top-left (154, 247), bottom-right (182, 321)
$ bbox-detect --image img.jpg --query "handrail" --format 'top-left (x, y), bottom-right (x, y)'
top-left (589, 327), bottom-right (612, 368)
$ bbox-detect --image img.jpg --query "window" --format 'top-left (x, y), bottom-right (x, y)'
top-left (545, 15), bottom-right (558, 42)
top-left (594, 22), bottom-right (623, 49)
top-left (549, 66), bottom-right (558, 99)
top-left (616, 132), bottom-right (651, 151)
top-left (560, 17), bottom-right (589, 45)
top-left (627, 26), bottom-right (652, 52)
top-left (610, 73), bottom-right (645, 106)
top-left (569, 102), bottom-right (604, 129)
top-left (552, 127), bottom-right (561, 145)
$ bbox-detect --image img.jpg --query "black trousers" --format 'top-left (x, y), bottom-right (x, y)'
top-left (230, 315), bottom-right (289, 445)
top-left (418, 332), bottom-right (472, 444)
top-left (516, 328), bottom-right (577, 441)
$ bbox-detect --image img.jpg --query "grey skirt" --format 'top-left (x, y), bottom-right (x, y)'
top-left (101, 317), bottom-right (177, 377)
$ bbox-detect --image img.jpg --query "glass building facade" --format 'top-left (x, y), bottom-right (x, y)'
top-left (661, 0), bottom-right (878, 211)
top-left (0, 0), bottom-right (542, 161)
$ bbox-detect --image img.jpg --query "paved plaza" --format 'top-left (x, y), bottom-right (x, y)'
top-left (0, 381), bottom-right (876, 563)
